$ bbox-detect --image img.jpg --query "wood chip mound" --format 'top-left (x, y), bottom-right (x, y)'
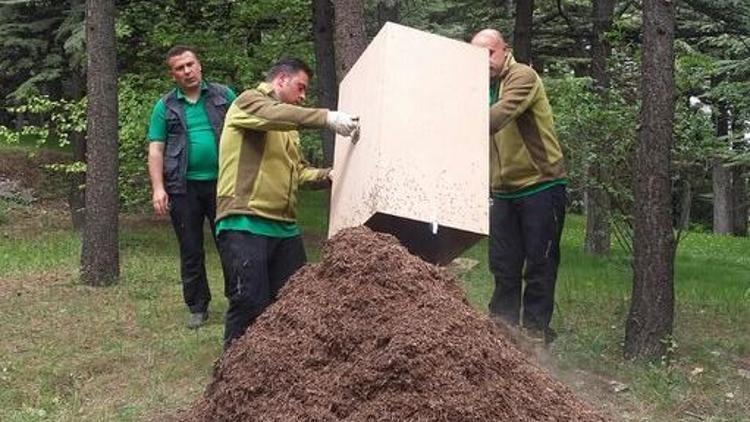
top-left (187, 226), bottom-right (608, 421)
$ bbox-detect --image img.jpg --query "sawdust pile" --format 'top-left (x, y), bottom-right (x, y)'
top-left (187, 227), bottom-right (607, 421)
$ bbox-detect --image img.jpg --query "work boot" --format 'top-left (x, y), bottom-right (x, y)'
top-left (524, 326), bottom-right (557, 346)
top-left (187, 311), bottom-right (208, 329)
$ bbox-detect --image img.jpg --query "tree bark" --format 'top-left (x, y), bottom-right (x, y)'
top-left (678, 180), bottom-right (692, 231)
top-left (713, 160), bottom-right (733, 234)
top-left (584, 0), bottom-right (615, 255)
top-left (313, 0), bottom-right (338, 167)
top-left (731, 165), bottom-right (747, 236)
top-left (513, 0), bottom-right (534, 65)
top-left (624, 0), bottom-right (676, 360)
top-left (332, 0), bottom-right (368, 83)
top-left (731, 116), bottom-right (747, 236)
top-left (81, 0), bottom-right (119, 286)
top-left (712, 104), bottom-right (733, 235)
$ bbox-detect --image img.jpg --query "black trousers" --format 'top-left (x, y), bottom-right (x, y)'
top-left (488, 184), bottom-right (566, 331)
top-left (168, 180), bottom-right (217, 314)
top-left (217, 230), bottom-right (306, 349)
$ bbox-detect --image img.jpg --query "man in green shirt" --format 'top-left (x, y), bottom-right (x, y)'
top-left (216, 58), bottom-right (359, 350)
top-left (147, 45), bottom-right (236, 329)
top-left (472, 29), bottom-right (567, 345)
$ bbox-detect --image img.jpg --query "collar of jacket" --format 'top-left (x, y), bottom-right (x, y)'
top-left (256, 82), bottom-right (280, 100)
top-left (498, 52), bottom-right (517, 80)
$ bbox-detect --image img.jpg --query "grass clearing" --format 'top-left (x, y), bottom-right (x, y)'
top-left (0, 191), bottom-right (748, 421)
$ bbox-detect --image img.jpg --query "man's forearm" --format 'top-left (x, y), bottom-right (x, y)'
top-left (147, 143), bottom-right (165, 191)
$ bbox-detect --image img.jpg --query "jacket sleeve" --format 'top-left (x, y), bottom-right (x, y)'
top-left (298, 159), bottom-right (331, 190)
top-left (489, 67), bottom-right (539, 134)
top-left (228, 90), bottom-right (328, 131)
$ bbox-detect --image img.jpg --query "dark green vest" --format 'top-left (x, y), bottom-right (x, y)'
top-left (162, 82), bottom-right (230, 194)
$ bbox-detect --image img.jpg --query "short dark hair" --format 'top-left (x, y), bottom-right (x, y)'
top-left (165, 45), bottom-right (199, 65)
top-left (266, 58), bottom-right (313, 82)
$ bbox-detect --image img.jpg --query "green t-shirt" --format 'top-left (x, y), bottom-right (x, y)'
top-left (147, 82), bottom-right (237, 181)
top-left (216, 214), bottom-right (300, 238)
top-left (489, 78), bottom-right (500, 105)
top-left (493, 179), bottom-right (568, 200)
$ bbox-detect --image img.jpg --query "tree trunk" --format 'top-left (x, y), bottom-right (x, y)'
top-left (713, 105), bottom-right (733, 235)
top-left (584, 0), bottom-right (615, 255)
top-left (332, 0), bottom-right (368, 83)
top-left (81, 0), bottom-right (119, 286)
top-left (584, 181), bottom-right (611, 254)
top-left (678, 180), bottom-right (692, 231)
top-left (731, 116), bottom-right (747, 236)
top-left (376, 0), bottom-right (400, 30)
top-left (313, 0), bottom-right (338, 167)
top-left (63, 66), bottom-right (87, 231)
top-left (513, 0), bottom-right (534, 65)
top-left (713, 160), bottom-right (733, 234)
top-left (68, 130), bottom-right (87, 230)
top-left (731, 165), bottom-right (747, 236)
top-left (624, 0), bottom-right (676, 361)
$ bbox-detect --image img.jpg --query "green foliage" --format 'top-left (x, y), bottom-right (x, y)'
top-left (546, 73), bottom-right (637, 211)
top-left (0, 94), bottom-right (83, 150)
top-left (118, 76), bottom-right (161, 210)
top-left (0, 0), bottom-right (84, 103)
top-left (117, 0), bottom-right (314, 91)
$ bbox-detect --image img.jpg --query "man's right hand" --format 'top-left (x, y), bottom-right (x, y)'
top-left (326, 111), bottom-right (359, 137)
top-left (152, 188), bottom-right (169, 216)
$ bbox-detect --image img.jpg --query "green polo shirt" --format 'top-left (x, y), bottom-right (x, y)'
top-left (147, 82), bottom-right (237, 181)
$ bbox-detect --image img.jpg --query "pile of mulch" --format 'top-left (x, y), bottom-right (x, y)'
top-left (187, 227), bottom-right (608, 421)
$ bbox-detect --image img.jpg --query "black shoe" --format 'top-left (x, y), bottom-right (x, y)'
top-left (187, 311), bottom-right (208, 329)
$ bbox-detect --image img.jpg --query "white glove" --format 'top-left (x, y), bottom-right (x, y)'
top-left (326, 111), bottom-right (359, 137)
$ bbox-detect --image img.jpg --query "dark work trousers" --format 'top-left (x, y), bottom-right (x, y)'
top-left (488, 184), bottom-right (566, 331)
top-left (168, 180), bottom-right (217, 314)
top-left (217, 230), bottom-right (306, 349)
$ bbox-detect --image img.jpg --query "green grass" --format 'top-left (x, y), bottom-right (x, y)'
top-left (0, 190), bottom-right (748, 421)
top-left (460, 213), bottom-right (750, 421)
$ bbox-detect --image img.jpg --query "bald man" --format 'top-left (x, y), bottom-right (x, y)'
top-left (471, 29), bottom-right (567, 345)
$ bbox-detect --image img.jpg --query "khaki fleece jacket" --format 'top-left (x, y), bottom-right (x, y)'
top-left (490, 53), bottom-right (566, 193)
top-left (216, 82), bottom-right (330, 222)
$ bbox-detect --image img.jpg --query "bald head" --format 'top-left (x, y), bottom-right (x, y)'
top-left (472, 29), bottom-right (504, 45)
top-left (471, 28), bottom-right (509, 78)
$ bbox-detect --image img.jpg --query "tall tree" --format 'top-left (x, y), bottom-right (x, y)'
top-left (625, 0), bottom-right (676, 360)
top-left (332, 0), bottom-right (368, 82)
top-left (313, 0), bottom-right (338, 166)
top-left (64, 0), bottom-right (87, 230)
top-left (712, 104), bottom-right (733, 234)
top-left (513, 0), bottom-right (534, 64)
top-left (584, 0), bottom-right (615, 255)
top-left (81, 0), bottom-right (119, 285)
top-left (732, 164), bottom-right (748, 236)
top-left (731, 118), bottom-right (748, 235)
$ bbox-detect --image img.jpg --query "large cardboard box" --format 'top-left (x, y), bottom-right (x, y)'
top-left (329, 23), bottom-right (489, 265)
